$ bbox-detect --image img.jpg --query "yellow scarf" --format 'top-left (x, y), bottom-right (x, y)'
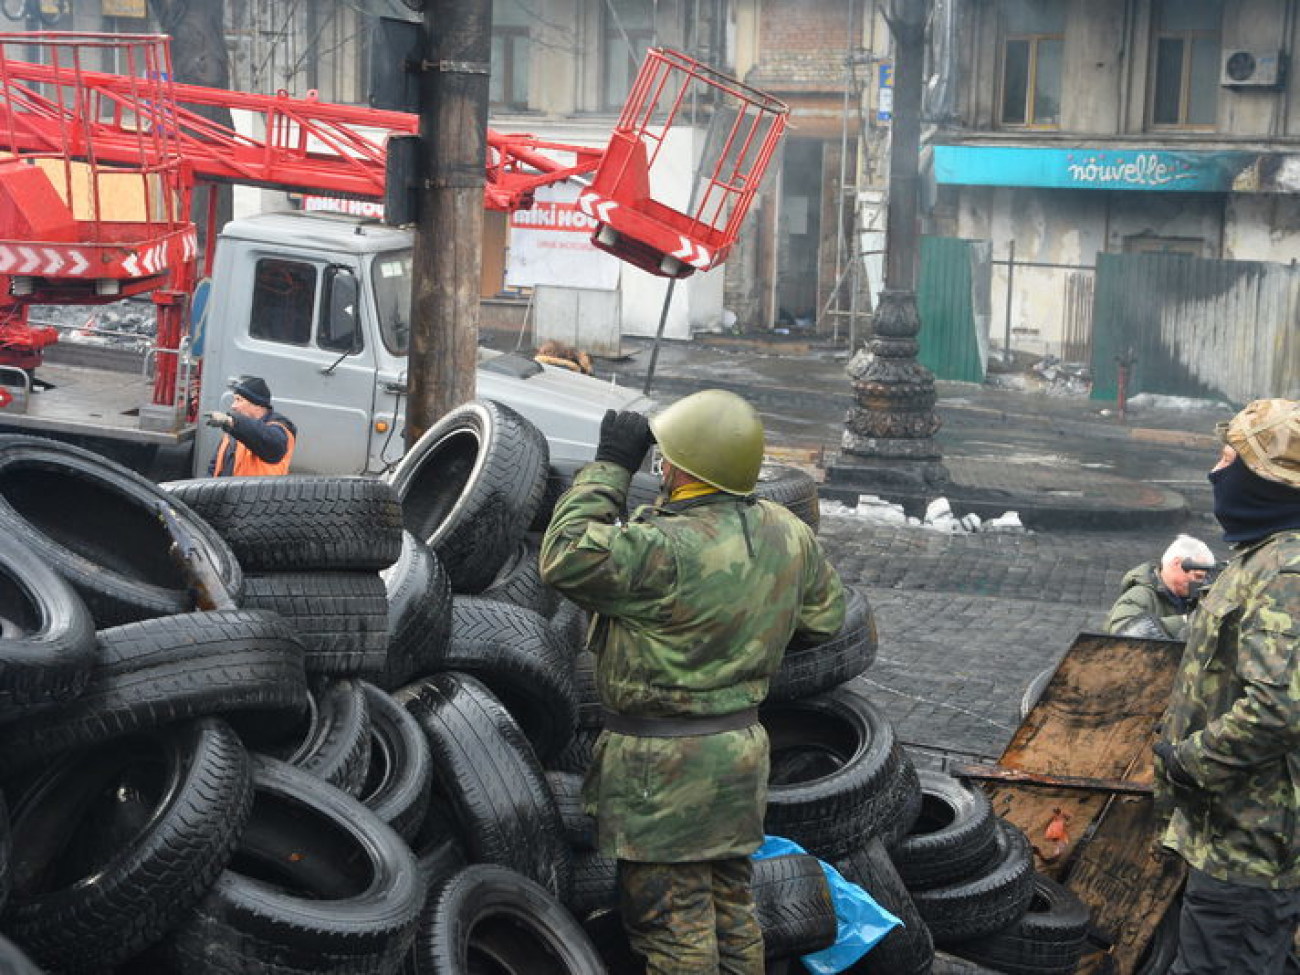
top-left (669, 480), bottom-right (718, 502)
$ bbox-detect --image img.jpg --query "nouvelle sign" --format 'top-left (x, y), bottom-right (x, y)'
top-left (934, 146), bottom-right (1257, 192)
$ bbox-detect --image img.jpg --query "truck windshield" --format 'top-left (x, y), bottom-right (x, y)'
top-left (372, 250), bottom-right (413, 356)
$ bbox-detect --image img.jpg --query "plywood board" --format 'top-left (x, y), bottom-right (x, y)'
top-left (974, 632), bottom-right (1188, 972)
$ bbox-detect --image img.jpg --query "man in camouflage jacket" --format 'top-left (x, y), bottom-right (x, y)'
top-left (1155, 398), bottom-right (1300, 974)
top-left (540, 390), bottom-right (845, 974)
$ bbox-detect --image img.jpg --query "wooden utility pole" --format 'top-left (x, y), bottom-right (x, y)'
top-left (405, 0), bottom-right (492, 447)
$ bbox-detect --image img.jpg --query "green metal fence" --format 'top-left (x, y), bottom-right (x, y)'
top-left (916, 236), bottom-right (989, 383)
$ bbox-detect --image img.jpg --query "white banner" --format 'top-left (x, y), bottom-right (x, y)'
top-left (506, 183), bottom-right (620, 290)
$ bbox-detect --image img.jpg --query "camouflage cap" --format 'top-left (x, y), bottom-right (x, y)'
top-left (1222, 398), bottom-right (1300, 488)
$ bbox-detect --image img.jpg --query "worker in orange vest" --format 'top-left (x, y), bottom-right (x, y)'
top-left (206, 376), bottom-right (297, 476)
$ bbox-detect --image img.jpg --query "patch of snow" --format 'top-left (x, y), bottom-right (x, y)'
top-left (1125, 392), bottom-right (1233, 414)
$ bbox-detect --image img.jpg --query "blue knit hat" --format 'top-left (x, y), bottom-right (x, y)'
top-left (233, 376), bottom-right (272, 407)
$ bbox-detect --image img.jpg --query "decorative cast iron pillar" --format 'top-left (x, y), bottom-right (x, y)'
top-left (838, 288), bottom-right (947, 489)
top-left (829, 0), bottom-right (948, 494)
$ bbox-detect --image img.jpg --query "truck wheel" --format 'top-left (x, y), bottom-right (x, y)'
top-left (768, 585), bottom-right (877, 703)
top-left (890, 769), bottom-right (999, 890)
top-left (0, 435), bottom-right (243, 627)
top-left (240, 571), bottom-right (389, 676)
top-left (443, 596), bottom-right (577, 764)
top-left (388, 400), bottom-right (549, 594)
top-left (835, 836), bottom-right (935, 975)
top-left (376, 532), bottom-right (453, 691)
top-left (162, 475), bottom-right (403, 573)
top-left (156, 755), bottom-right (424, 975)
top-left (264, 677), bottom-right (372, 796)
top-left (0, 609), bottom-right (308, 779)
top-left (5, 718), bottom-right (253, 974)
top-left (409, 864), bottom-right (606, 975)
top-left (358, 682), bottom-right (432, 843)
top-left (0, 538), bottom-right (96, 712)
top-left (399, 673), bottom-right (571, 902)
top-left (761, 677), bottom-right (921, 860)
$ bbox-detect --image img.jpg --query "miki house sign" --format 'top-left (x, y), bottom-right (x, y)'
top-left (934, 146), bottom-right (1256, 192)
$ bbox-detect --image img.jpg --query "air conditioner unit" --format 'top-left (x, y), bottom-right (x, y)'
top-left (1220, 49), bottom-right (1286, 88)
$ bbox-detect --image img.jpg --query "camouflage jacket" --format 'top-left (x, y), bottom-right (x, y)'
top-left (1106, 562), bottom-right (1191, 640)
top-left (539, 462), bottom-right (845, 862)
top-left (1158, 529), bottom-right (1300, 889)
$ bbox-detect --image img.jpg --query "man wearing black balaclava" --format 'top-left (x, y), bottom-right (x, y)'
top-left (1154, 398), bottom-right (1300, 975)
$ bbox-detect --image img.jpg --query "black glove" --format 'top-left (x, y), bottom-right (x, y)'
top-left (594, 409), bottom-right (654, 473)
top-left (1153, 740), bottom-right (1198, 791)
top-left (205, 410), bottom-right (233, 431)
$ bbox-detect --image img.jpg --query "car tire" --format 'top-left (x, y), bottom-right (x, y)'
top-left (357, 682), bottom-right (433, 842)
top-left (240, 571), bottom-right (389, 676)
top-left (835, 836), bottom-right (935, 975)
top-left (376, 531), bottom-right (453, 690)
top-left (5, 718), bottom-right (254, 974)
top-left (769, 585), bottom-right (877, 703)
top-left (156, 755), bottom-right (424, 974)
top-left (264, 677), bottom-right (372, 795)
top-left (408, 863), bottom-right (607, 975)
top-left (944, 873), bottom-right (1090, 975)
top-left (911, 818), bottom-right (1037, 946)
top-left (388, 399), bottom-right (549, 594)
top-left (0, 609), bottom-right (308, 778)
top-left (0, 435), bottom-right (242, 626)
top-left (762, 676), bottom-right (921, 860)
top-left (163, 474), bottom-right (403, 572)
top-left (399, 673), bottom-right (571, 902)
top-left (890, 769), bottom-right (999, 890)
top-left (0, 538), bottom-right (96, 712)
top-left (442, 596), bottom-right (577, 764)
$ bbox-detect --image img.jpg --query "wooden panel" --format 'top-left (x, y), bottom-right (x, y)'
top-left (1070, 798), bottom-right (1186, 975)
top-left (975, 632), bottom-right (1188, 973)
top-left (986, 632), bottom-right (1181, 875)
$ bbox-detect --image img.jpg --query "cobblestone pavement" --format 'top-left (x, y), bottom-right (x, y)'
top-left (816, 520), bottom-right (1185, 765)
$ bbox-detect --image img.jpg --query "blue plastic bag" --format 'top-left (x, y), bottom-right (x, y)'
top-left (753, 835), bottom-right (902, 975)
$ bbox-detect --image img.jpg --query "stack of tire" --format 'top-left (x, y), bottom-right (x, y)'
top-left (0, 401), bottom-right (846, 975)
top-left (886, 769), bottom-right (1092, 974)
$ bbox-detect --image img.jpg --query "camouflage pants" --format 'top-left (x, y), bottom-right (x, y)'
top-left (618, 857), bottom-right (764, 975)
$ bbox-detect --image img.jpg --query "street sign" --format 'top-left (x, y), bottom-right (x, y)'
top-left (877, 63), bottom-right (894, 122)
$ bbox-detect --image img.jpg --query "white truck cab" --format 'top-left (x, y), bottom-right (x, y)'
top-left (193, 210), bottom-right (653, 475)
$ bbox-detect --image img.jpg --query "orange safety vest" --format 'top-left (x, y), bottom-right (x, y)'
top-left (212, 423), bottom-right (296, 477)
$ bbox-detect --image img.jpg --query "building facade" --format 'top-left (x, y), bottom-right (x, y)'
top-left (933, 0), bottom-right (1300, 368)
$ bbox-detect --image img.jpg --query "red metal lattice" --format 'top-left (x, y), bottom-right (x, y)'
top-left (578, 49), bottom-right (788, 278)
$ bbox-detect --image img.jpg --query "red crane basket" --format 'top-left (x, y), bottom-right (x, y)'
top-left (578, 49), bottom-right (788, 279)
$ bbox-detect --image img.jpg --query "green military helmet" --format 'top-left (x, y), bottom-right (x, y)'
top-left (649, 389), bottom-right (764, 494)
top-left (1222, 398), bottom-right (1300, 489)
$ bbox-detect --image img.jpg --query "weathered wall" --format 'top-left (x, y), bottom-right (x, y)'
top-left (1225, 195), bottom-right (1300, 261)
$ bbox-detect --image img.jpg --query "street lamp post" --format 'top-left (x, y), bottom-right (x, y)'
top-left (829, 0), bottom-right (948, 495)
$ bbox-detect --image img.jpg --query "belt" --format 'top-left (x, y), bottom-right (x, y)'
top-left (601, 707), bottom-right (760, 738)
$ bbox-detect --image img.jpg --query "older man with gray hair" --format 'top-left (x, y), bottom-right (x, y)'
top-left (1106, 534), bottom-right (1215, 640)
